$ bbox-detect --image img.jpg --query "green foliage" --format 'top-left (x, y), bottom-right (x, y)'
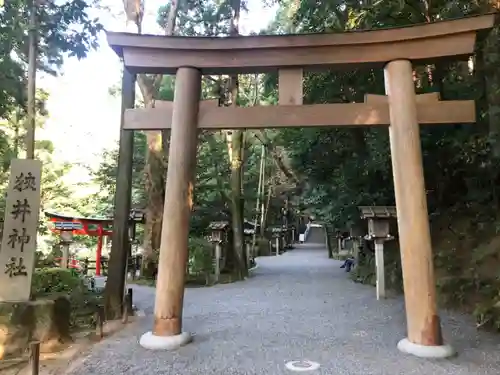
top-left (350, 241), bottom-right (403, 292)
top-left (187, 237), bottom-right (213, 275)
top-left (88, 132), bottom-right (147, 217)
top-left (352, 218), bottom-right (500, 331)
top-left (31, 267), bottom-right (102, 330)
top-left (0, 0), bottom-right (105, 253)
top-left (264, 0), bottom-right (500, 331)
top-left (0, 111), bottom-right (90, 251)
top-left (31, 268), bottom-right (82, 295)
top-left (0, 0), bottom-right (103, 117)
top-left (266, 1), bottom-right (500, 229)
top-left (157, 0), bottom-right (247, 37)
top-left (190, 132), bottom-right (230, 235)
top-left (0, 102), bottom-right (94, 252)
top-left (129, 237), bottom-right (214, 285)
top-left (35, 249), bottom-right (59, 268)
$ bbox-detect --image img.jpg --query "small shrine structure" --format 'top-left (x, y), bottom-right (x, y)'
top-left (45, 209), bottom-right (144, 276)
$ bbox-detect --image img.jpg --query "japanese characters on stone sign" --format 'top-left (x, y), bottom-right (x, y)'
top-left (0, 159), bottom-right (42, 302)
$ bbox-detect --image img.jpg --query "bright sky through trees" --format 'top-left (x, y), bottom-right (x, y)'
top-left (38, 0), bottom-right (276, 191)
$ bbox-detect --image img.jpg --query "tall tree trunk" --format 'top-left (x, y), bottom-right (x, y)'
top-left (228, 130), bottom-right (247, 277)
top-left (142, 132), bottom-right (164, 276)
top-left (259, 152), bottom-right (268, 238)
top-left (261, 182), bottom-right (272, 236)
top-left (226, 0), bottom-right (247, 279)
top-left (12, 110), bottom-right (20, 158)
top-left (121, 0), bottom-right (181, 278)
top-left (252, 144), bottom-right (265, 250)
top-left (253, 130), bottom-right (299, 186)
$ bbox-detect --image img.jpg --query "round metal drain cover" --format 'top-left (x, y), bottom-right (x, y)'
top-left (285, 360), bottom-right (320, 372)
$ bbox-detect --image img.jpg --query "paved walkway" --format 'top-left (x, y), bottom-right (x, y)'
top-left (68, 244), bottom-right (500, 375)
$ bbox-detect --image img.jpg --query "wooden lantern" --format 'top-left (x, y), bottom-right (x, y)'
top-left (208, 221), bottom-right (229, 242)
top-left (367, 219), bottom-right (390, 238)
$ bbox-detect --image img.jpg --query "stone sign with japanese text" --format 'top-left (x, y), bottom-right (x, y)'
top-left (0, 159), bottom-right (42, 302)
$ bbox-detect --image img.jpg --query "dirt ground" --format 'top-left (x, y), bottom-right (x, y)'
top-left (1, 318), bottom-right (137, 375)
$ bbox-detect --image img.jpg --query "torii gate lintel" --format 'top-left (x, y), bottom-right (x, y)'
top-left (122, 92), bottom-right (475, 131)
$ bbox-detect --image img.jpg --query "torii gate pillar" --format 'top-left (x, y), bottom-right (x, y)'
top-left (385, 59), bottom-right (454, 358)
top-left (140, 67), bottom-right (201, 350)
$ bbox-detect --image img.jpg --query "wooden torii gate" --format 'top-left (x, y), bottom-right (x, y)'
top-left (106, 14), bottom-right (496, 357)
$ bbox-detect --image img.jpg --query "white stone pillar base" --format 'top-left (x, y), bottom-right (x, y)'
top-left (397, 338), bottom-right (455, 358)
top-left (139, 331), bottom-right (192, 350)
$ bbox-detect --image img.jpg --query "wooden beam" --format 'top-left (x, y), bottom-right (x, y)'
top-left (152, 99), bottom-right (218, 110)
top-left (121, 33), bottom-right (476, 75)
top-left (365, 92), bottom-right (440, 104)
top-left (123, 100), bottom-right (475, 130)
top-left (279, 69), bottom-right (303, 105)
top-left (108, 15), bottom-right (495, 53)
top-left (107, 14), bottom-right (496, 75)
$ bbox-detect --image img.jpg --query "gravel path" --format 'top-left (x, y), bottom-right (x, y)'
top-left (68, 244), bottom-right (500, 375)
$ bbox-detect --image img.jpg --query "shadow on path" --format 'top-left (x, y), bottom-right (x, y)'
top-left (68, 244), bottom-right (500, 375)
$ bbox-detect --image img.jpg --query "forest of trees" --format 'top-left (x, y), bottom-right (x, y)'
top-left (2, 0), bottom-right (500, 328)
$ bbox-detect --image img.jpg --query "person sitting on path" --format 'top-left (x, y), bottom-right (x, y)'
top-left (340, 257), bottom-right (355, 272)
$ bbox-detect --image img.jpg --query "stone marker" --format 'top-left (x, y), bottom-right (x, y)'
top-left (0, 159), bottom-right (42, 302)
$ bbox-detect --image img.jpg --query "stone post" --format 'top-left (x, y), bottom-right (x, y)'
top-left (245, 242), bottom-right (251, 267)
top-left (59, 229), bottom-right (73, 270)
top-left (214, 242), bottom-right (222, 282)
top-left (373, 238), bottom-right (385, 300)
top-left (61, 244), bottom-right (69, 269)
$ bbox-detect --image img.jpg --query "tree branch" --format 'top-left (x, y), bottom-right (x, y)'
top-left (252, 130), bottom-right (300, 186)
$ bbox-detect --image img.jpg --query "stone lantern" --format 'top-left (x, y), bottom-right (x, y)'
top-left (270, 227), bottom-right (283, 255)
top-left (207, 221), bottom-right (230, 281)
top-left (60, 229), bottom-right (74, 269)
